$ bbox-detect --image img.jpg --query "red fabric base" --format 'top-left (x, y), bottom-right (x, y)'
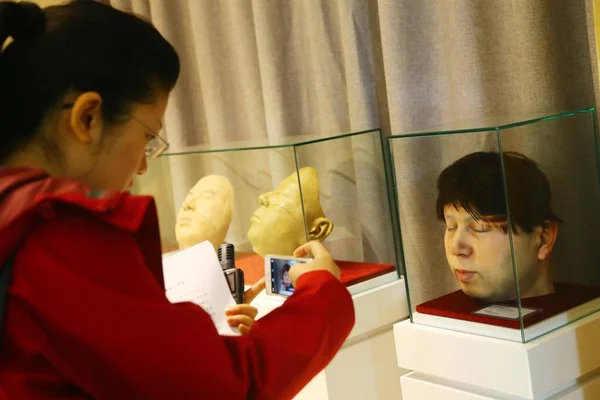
top-left (235, 252), bottom-right (396, 287)
top-left (416, 283), bottom-right (600, 329)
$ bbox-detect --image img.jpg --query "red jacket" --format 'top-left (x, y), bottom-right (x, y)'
top-left (0, 167), bottom-right (355, 400)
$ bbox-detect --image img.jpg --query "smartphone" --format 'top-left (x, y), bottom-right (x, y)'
top-left (264, 255), bottom-right (311, 297)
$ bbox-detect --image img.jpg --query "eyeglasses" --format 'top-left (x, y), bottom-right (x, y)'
top-left (61, 104), bottom-right (170, 159)
top-left (130, 115), bottom-right (169, 159)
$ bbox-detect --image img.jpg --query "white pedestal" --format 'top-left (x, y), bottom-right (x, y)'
top-left (393, 311), bottom-right (600, 399)
top-left (253, 275), bottom-right (410, 400)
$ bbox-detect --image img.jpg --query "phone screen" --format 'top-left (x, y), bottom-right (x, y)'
top-left (270, 258), bottom-right (307, 296)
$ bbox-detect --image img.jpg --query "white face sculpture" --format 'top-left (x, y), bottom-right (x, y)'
top-left (247, 167), bottom-right (333, 257)
top-left (175, 175), bottom-right (234, 252)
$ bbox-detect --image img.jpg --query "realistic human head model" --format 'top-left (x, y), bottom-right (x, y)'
top-left (175, 175), bottom-right (233, 252)
top-left (0, 0), bottom-right (179, 192)
top-left (247, 166), bottom-right (333, 256)
top-left (436, 151), bottom-right (561, 302)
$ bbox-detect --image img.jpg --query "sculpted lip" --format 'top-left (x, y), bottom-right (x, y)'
top-left (455, 269), bottom-right (477, 282)
top-left (178, 216), bottom-right (192, 224)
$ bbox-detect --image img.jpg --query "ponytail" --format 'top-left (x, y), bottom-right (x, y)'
top-left (0, 1), bottom-right (45, 48)
top-left (0, 0), bottom-right (179, 164)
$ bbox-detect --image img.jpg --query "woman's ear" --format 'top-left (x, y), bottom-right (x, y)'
top-left (69, 92), bottom-right (103, 145)
top-left (308, 217), bottom-right (334, 242)
top-left (537, 221), bottom-right (559, 261)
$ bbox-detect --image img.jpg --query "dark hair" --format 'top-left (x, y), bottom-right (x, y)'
top-left (436, 151), bottom-right (562, 233)
top-left (282, 263), bottom-right (291, 273)
top-left (0, 0), bottom-right (180, 163)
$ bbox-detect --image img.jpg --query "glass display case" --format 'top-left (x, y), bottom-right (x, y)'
top-left (132, 129), bottom-right (401, 295)
top-left (388, 108), bottom-right (600, 342)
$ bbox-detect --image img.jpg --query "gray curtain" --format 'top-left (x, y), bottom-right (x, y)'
top-left (378, 0), bottom-right (600, 307)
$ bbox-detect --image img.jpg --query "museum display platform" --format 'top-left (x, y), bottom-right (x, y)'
top-left (389, 108), bottom-right (600, 399)
top-left (394, 310), bottom-right (600, 399)
top-left (253, 277), bottom-right (410, 400)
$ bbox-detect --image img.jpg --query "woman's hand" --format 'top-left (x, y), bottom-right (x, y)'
top-left (224, 277), bottom-right (265, 335)
top-left (225, 303), bottom-right (258, 335)
top-left (289, 241), bottom-right (341, 285)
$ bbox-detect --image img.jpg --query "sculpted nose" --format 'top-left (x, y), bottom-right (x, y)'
top-left (450, 229), bottom-right (472, 257)
top-left (258, 192), bottom-right (271, 206)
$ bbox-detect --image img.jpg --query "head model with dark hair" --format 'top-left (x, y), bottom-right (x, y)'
top-left (436, 151), bottom-right (560, 302)
top-left (0, 0), bottom-right (180, 191)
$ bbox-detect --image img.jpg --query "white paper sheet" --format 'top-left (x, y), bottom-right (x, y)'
top-left (162, 241), bottom-right (239, 336)
top-left (473, 304), bottom-right (540, 320)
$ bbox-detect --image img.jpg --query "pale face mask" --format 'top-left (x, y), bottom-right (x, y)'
top-left (176, 175), bottom-right (234, 252)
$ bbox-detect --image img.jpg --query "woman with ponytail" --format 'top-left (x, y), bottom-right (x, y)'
top-left (0, 1), bottom-right (354, 399)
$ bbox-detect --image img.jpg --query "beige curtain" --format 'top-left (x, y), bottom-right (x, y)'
top-left (112, 0), bottom-right (600, 305)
